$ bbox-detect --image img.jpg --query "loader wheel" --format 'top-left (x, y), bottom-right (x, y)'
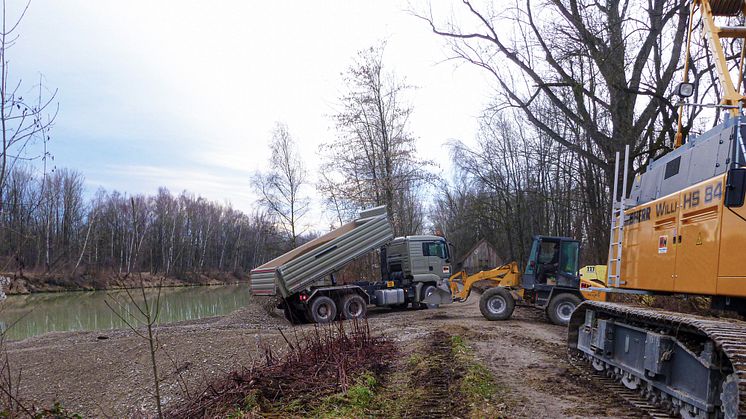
top-left (340, 294), bottom-right (367, 320)
top-left (479, 287), bottom-right (515, 321)
top-left (308, 296), bottom-right (337, 324)
top-left (547, 293), bottom-right (581, 326)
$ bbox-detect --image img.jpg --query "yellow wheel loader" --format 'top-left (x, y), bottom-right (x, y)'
top-left (446, 235), bottom-right (607, 325)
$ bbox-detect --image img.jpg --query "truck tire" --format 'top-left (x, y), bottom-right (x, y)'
top-left (547, 293), bottom-right (581, 326)
top-left (479, 287), bottom-right (515, 321)
top-left (420, 285), bottom-right (439, 309)
top-left (308, 296), bottom-right (337, 324)
top-left (340, 294), bottom-right (367, 320)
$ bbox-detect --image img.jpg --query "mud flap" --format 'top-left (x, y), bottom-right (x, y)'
top-left (423, 282), bottom-right (453, 305)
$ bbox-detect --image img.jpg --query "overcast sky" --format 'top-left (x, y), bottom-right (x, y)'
top-left (11, 1), bottom-right (493, 229)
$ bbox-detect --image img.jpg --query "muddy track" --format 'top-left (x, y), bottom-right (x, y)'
top-left (408, 331), bottom-right (463, 418)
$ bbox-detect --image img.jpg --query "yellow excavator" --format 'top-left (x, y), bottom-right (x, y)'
top-left (567, 1), bottom-right (746, 417)
top-left (445, 235), bottom-right (607, 325)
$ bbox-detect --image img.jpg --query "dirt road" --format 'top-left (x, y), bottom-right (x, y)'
top-left (6, 295), bottom-right (640, 417)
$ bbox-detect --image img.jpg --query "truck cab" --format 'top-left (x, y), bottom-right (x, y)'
top-left (384, 235), bottom-right (452, 283)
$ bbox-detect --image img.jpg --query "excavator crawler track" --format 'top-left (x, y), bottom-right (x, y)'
top-left (567, 348), bottom-right (676, 418)
top-left (569, 301), bottom-right (746, 418)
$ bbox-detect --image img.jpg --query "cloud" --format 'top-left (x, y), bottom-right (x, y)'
top-left (90, 164), bottom-right (255, 211)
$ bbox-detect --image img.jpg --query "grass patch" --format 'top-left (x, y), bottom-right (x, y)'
top-left (451, 334), bottom-right (496, 401)
top-left (407, 352), bottom-right (424, 368)
top-left (312, 371), bottom-right (379, 418)
top-left (450, 334), bottom-right (512, 418)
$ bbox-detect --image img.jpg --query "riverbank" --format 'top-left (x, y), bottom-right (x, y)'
top-left (4, 298), bottom-right (285, 416)
top-left (1, 270), bottom-right (248, 295)
top-left (3, 293), bottom-right (641, 417)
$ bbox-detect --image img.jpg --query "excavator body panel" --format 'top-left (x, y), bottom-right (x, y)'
top-left (617, 115), bottom-right (746, 298)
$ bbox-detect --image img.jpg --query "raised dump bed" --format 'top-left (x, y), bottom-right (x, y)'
top-left (249, 206), bottom-right (394, 298)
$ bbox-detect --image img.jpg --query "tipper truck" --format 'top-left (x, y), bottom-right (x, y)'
top-left (249, 206), bottom-right (453, 323)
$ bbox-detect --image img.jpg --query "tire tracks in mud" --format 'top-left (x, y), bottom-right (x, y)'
top-left (408, 330), bottom-right (464, 418)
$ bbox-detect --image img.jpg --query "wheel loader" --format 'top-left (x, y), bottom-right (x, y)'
top-left (443, 235), bottom-right (607, 325)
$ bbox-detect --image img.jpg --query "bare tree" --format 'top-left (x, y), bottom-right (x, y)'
top-left (0, 0), bottom-right (57, 215)
top-left (437, 110), bottom-right (610, 265)
top-left (414, 1), bottom-right (711, 259)
top-left (105, 277), bottom-right (165, 419)
top-left (415, 0), bottom-right (692, 181)
top-left (252, 122), bottom-right (309, 248)
top-left (319, 43), bottom-right (433, 235)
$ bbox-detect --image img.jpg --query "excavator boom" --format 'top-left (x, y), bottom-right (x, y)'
top-left (676, 0), bottom-right (746, 147)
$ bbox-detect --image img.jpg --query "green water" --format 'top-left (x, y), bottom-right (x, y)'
top-left (0, 284), bottom-right (251, 341)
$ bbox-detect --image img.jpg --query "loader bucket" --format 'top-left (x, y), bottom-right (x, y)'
top-left (423, 283), bottom-right (453, 305)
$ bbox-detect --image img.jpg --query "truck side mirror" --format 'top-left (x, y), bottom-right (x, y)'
top-left (725, 168), bottom-right (746, 207)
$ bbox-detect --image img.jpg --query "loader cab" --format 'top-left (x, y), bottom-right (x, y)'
top-left (521, 236), bottom-right (580, 291)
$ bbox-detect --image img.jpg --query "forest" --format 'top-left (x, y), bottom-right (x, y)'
top-left (0, 166), bottom-right (286, 278)
top-left (0, 0), bottom-right (727, 283)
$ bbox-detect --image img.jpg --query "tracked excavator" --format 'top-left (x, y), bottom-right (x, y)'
top-left (567, 1), bottom-right (746, 417)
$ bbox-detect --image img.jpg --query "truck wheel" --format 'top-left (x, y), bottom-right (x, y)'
top-left (420, 285), bottom-right (439, 309)
top-left (547, 293), bottom-right (581, 326)
top-left (340, 294), bottom-right (367, 320)
top-left (308, 296), bottom-right (337, 324)
top-left (479, 287), bottom-right (515, 321)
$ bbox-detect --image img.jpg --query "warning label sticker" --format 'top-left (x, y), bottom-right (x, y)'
top-left (658, 235), bottom-right (668, 254)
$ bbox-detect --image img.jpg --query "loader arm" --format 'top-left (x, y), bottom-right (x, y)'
top-left (449, 261), bottom-right (522, 302)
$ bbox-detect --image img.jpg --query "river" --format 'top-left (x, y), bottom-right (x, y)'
top-left (0, 284), bottom-right (251, 341)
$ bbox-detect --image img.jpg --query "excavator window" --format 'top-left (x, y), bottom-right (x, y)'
top-left (726, 168), bottom-right (746, 207)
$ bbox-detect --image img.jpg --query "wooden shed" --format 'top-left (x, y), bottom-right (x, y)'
top-left (455, 239), bottom-right (503, 274)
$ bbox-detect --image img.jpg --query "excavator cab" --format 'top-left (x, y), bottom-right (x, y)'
top-left (520, 236), bottom-right (580, 291)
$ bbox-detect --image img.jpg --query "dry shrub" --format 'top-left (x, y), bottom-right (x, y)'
top-left (169, 319), bottom-right (394, 418)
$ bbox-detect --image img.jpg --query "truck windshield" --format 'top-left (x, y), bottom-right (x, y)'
top-left (423, 241), bottom-right (448, 259)
top-left (559, 241), bottom-right (579, 275)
